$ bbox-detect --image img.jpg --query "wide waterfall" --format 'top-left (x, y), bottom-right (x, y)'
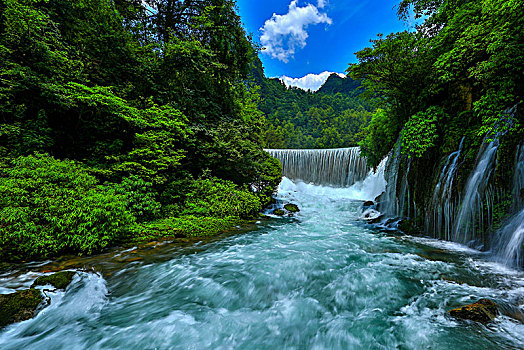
top-left (266, 147), bottom-right (369, 187)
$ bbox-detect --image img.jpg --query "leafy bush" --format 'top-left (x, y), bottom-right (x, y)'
top-left (359, 109), bottom-right (400, 168)
top-left (114, 176), bottom-right (161, 221)
top-left (0, 154), bottom-right (135, 261)
top-left (182, 177), bottom-right (262, 219)
top-left (136, 215), bottom-right (243, 240)
top-left (401, 107), bottom-right (443, 158)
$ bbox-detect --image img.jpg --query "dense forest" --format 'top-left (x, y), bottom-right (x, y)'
top-left (0, 0), bottom-right (282, 262)
top-left (351, 0), bottom-right (523, 168)
top-left (254, 64), bottom-right (372, 149)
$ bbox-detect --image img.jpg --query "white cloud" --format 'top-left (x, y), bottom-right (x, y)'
top-left (260, 0), bottom-right (332, 63)
top-left (280, 71), bottom-right (345, 92)
top-left (317, 0), bottom-right (327, 9)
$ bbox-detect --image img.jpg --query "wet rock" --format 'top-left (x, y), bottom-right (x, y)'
top-left (0, 288), bottom-right (44, 328)
top-left (273, 209), bottom-right (285, 216)
top-left (31, 271), bottom-right (76, 290)
top-left (397, 218), bottom-right (423, 236)
top-left (362, 201), bottom-right (375, 208)
top-left (449, 299), bottom-right (499, 323)
top-left (284, 203), bottom-right (300, 213)
top-left (361, 208), bottom-right (382, 222)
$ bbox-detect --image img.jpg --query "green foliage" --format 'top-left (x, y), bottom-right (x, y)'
top-left (0, 0), bottom-right (283, 262)
top-left (350, 0), bottom-right (523, 169)
top-left (0, 154), bottom-right (135, 261)
top-left (114, 176), bottom-right (162, 222)
top-left (254, 64), bottom-right (372, 149)
top-left (134, 216), bottom-right (243, 240)
top-left (183, 177), bottom-right (262, 219)
top-left (401, 107), bottom-right (443, 158)
top-left (359, 109), bottom-right (400, 168)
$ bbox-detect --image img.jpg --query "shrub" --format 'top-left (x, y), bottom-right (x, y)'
top-left (401, 106), bottom-right (443, 158)
top-left (0, 154), bottom-right (135, 261)
top-left (182, 177), bottom-right (262, 218)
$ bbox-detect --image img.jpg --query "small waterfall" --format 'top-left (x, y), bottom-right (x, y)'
top-left (491, 209), bottom-right (524, 268)
top-left (490, 143), bottom-right (524, 269)
top-left (425, 138), bottom-right (465, 241)
top-left (452, 140), bottom-right (499, 247)
top-left (380, 141), bottom-right (402, 216)
top-left (512, 144), bottom-right (524, 211)
top-left (347, 156), bottom-right (388, 201)
top-left (266, 148), bottom-right (369, 187)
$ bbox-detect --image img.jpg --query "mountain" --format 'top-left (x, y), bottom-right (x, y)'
top-left (250, 58), bottom-right (372, 149)
top-left (317, 73), bottom-right (362, 96)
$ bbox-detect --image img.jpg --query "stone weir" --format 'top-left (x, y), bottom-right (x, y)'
top-left (265, 147), bottom-right (369, 187)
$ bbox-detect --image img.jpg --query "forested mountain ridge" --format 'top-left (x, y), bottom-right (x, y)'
top-left (317, 73), bottom-right (362, 96)
top-left (252, 59), bottom-right (372, 149)
top-left (0, 0), bottom-right (281, 262)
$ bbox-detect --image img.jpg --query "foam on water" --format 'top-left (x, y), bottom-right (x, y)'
top-left (1, 179), bottom-right (524, 349)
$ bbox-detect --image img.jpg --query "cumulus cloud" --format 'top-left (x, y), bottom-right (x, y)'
top-left (280, 71), bottom-right (345, 92)
top-left (260, 0), bottom-right (332, 63)
top-left (317, 0), bottom-right (327, 8)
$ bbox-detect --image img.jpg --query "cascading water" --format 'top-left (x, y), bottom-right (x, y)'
top-left (425, 138), bottom-right (465, 241)
top-left (2, 177), bottom-right (524, 349)
top-left (266, 148), bottom-right (369, 187)
top-left (490, 143), bottom-right (524, 268)
top-left (491, 209), bottom-right (524, 268)
top-left (452, 139), bottom-right (499, 247)
top-left (379, 141), bottom-right (402, 217)
top-left (512, 144), bottom-right (524, 211)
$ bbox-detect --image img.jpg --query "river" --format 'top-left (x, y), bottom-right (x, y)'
top-left (1, 178), bottom-right (523, 349)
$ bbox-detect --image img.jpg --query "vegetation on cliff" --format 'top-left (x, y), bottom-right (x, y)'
top-left (350, 0), bottom-right (523, 236)
top-left (351, 0), bottom-right (523, 168)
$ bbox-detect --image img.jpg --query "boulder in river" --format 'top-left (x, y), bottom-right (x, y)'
top-left (31, 271), bottom-right (76, 290)
top-left (0, 288), bottom-right (44, 328)
top-left (284, 203), bottom-right (300, 213)
top-left (449, 299), bottom-right (499, 323)
top-left (273, 209), bottom-right (285, 216)
top-left (362, 201), bottom-right (375, 208)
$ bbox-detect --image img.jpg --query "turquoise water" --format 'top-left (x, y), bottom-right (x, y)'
top-left (1, 178), bottom-right (523, 349)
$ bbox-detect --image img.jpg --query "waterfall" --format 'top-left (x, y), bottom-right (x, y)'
top-left (347, 156), bottom-right (388, 201)
top-left (266, 147), bottom-right (369, 187)
top-left (452, 140), bottom-right (499, 247)
top-left (379, 141), bottom-right (402, 217)
top-left (491, 209), bottom-right (524, 268)
top-left (425, 138), bottom-right (464, 241)
top-left (490, 143), bottom-right (524, 269)
top-left (512, 144), bottom-right (524, 211)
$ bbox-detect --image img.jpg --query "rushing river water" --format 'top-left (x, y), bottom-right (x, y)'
top-left (1, 178), bottom-right (524, 349)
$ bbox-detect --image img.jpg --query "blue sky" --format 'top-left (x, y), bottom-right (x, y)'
top-left (236, 0), bottom-right (412, 90)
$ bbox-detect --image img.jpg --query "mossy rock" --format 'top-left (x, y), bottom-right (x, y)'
top-left (284, 204), bottom-right (300, 213)
top-left (273, 209), bottom-right (285, 216)
top-left (31, 271), bottom-right (76, 290)
top-left (0, 288), bottom-right (44, 328)
top-left (449, 299), bottom-right (499, 324)
top-left (397, 218), bottom-right (423, 236)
